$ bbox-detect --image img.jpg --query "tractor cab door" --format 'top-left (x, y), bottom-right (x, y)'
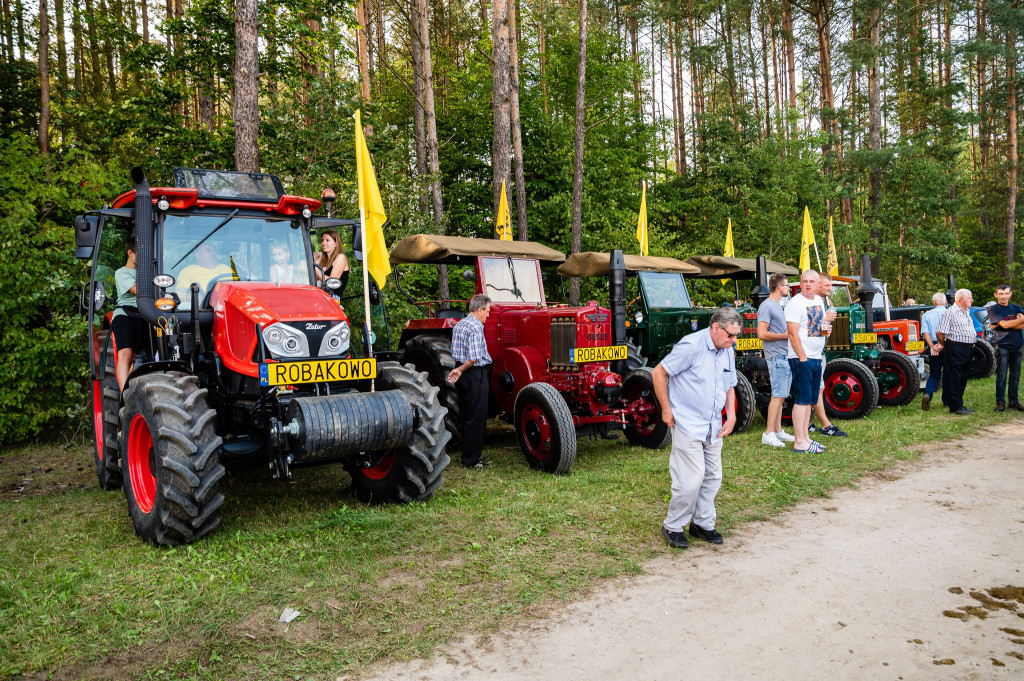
top-left (87, 220), bottom-right (131, 380)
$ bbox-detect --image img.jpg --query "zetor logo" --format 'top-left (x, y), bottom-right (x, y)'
top-left (305, 322), bottom-right (327, 331)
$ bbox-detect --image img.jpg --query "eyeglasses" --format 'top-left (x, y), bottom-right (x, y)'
top-left (725, 331), bottom-right (740, 339)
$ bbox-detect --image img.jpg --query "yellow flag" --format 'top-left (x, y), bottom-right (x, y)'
top-left (355, 109), bottom-right (390, 289)
top-left (636, 181), bottom-right (648, 256)
top-left (721, 217), bottom-right (734, 284)
top-left (826, 215), bottom-right (839, 277)
top-left (495, 179), bottom-right (513, 240)
top-left (799, 206), bottom-right (816, 273)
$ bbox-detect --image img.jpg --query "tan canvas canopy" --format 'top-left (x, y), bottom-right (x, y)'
top-left (389, 234), bottom-right (566, 265)
top-left (683, 255), bottom-right (799, 279)
top-left (557, 252), bottom-right (701, 277)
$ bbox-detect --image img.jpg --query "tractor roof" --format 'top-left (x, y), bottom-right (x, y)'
top-left (389, 234), bottom-right (566, 265)
top-left (683, 255), bottom-right (799, 279)
top-left (556, 252), bottom-right (700, 277)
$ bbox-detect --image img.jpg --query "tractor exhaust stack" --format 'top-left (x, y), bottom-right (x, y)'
top-left (609, 249), bottom-right (627, 376)
top-left (750, 255), bottom-right (770, 309)
top-left (855, 254), bottom-right (876, 333)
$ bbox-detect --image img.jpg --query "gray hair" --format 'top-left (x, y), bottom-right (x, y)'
top-left (467, 294), bottom-right (492, 313)
top-left (955, 288), bottom-right (972, 303)
top-left (710, 306), bottom-right (743, 330)
top-left (932, 292), bottom-right (946, 305)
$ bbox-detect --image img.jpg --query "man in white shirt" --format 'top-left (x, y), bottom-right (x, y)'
top-left (786, 270), bottom-right (829, 453)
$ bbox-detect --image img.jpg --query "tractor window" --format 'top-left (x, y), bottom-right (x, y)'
top-left (828, 283), bottom-right (853, 308)
top-left (480, 257), bottom-right (544, 304)
top-left (92, 219), bottom-right (130, 334)
top-left (160, 214), bottom-right (311, 309)
top-left (638, 272), bottom-right (692, 309)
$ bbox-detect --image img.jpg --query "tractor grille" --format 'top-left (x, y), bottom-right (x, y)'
top-left (826, 313), bottom-right (851, 350)
top-left (550, 316), bottom-right (576, 368)
top-left (503, 327), bottom-right (518, 346)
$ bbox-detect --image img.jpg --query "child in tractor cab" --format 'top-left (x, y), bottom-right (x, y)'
top-left (269, 241), bottom-right (301, 284)
top-left (110, 237), bottom-right (146, 392)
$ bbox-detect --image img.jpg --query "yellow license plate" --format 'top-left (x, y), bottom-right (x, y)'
top-left (736, 338), bottom-right (763, 351)
top-left (852, 333), bottom-right (877, 344)
top-left (905, 341), bottom-right (925, 352)
top-left (259, 358), bottom-right (377, 386)
top-left (570, 345), bottom-right (628, 363)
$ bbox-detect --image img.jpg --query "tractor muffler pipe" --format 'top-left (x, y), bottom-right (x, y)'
top-left (945, 274), bottom-right (956, 307)
top-left (285, 390), bottom-right (414, 460)
top-left (855, 254), bottom-right (875, 333)
top-left (750, 255), bottom-right (770, 309)
top-left (609, 249), bottom-right (627, 376)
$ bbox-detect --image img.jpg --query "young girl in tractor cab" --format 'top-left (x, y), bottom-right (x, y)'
top-left (110, 238), bottom-right (146, 392)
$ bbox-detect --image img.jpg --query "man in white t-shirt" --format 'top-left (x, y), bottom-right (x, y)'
top-left (786, 270), bottom-right (830, 453)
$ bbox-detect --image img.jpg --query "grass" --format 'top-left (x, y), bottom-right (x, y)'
top-left (0, 376), bottom-right (1018, 680)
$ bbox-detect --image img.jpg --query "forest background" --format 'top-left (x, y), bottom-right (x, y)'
top-left (1, 0), bottom-right (1022, 444)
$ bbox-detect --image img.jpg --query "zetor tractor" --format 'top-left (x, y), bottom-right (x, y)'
top-left (389, 236), bottom-right (669, 474)
top-left (76, 167), bottom-right (449, 546)
top-left (556, 252), bottom-right (759, 435)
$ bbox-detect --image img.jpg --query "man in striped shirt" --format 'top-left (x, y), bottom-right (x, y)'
top-left (936, 288), bottom-right (977, 415)
top-left (447, 294), bottom-right (493, 468)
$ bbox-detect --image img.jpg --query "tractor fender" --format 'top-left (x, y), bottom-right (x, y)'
top-left (492, 346), bottom-right (547, 414)
top-left (872, 319), bottom-right (922, 355)
top-left (124, 361), bottom-right (194, 397)
top-left (397, 320), bottom-right (457, 349)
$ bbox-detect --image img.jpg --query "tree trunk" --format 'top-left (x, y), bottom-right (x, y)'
top-left (629, 12), bottom-right (639, 118)
top-left (491, 0), bottom-right (511, 220)
top-left (375, 0), bottom-right (385, 95)
top-left (84, 0), bottom-right (100, 93)
top-left (411, 0), bottom-right (428, 215)
top-left (419, 0), bottom-right (449, 301)
top-left (783, 0), bottom-right (797, 135)
top-left (539, 0), bottom-right (547, 116)
top-left (140, 0), bottom-right (147, 43)
top-left (356, 0), bottom-right (370, 102)
top-left (38, 0), bottom-right (49, 156)
top-left (71, 0), bottom-right (81, 91)
top-left (233, 0), bottom-right (259, 172)
top-left (675, 18), bottom-right (686, 174)
top-left (54, 0), bottom-right (66, 93)
top-left (569, 0), bottom-right (588, 306)
top-left (15, 0), bottom-right (23, 59)
top-left (1007, 3), bottom-right (1018, 279)
top-left (867, 3), bottom-right (882, 275)
top-left (509, 0), bottom-right (527, 239)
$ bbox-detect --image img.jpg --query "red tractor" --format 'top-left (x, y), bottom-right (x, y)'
top-left (76, 168), bottom-right (450, 546)
top-left (389, 236), bottom-right (669, 474)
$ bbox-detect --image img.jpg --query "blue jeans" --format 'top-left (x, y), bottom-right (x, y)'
top-left (924, 352), bottom-right (943, 401)
top-left (996, 346), bottom-right (1023, 405)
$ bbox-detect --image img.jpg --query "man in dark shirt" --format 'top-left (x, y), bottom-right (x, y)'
top-left (988, 284), bottom-right (1024, 412)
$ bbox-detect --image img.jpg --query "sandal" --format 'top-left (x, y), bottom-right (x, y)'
top-left (793, 440), bottom-right (827, 454)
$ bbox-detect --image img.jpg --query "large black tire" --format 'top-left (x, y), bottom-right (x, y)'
top-left (91, 348), bottom-right (122, 490)
top-left (729, 371), bottom-right (757, 434)
top-left (822, 358), bottom-right (879, 420)
top-left (401, 334), bottom-right (463, 453)
top-left (876, 350), bottom-right (920, 407)
top-left (622, 368), bottom-right (670, 448)
top-left (119, 372), bottom-right (225, 546)
top-left (967, 338), bottom-right (996, 379)
top-left (348, 362), bottom-right (451, 504)
top-left (513, 382), bottom-right (577, 474)
top-left (624, 339), bottom-right (648, 372)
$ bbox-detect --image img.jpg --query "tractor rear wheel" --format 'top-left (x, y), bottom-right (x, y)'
top-left (119, 372), bottom-right (225, 546)
top-left (822, 358), bottom-right (879, 420)
top-left (624, 339), bottom-right (648, 372)
top-left (876, 350), bottom-right (920, 407)
top-left (728, 371), bottom-right (757, 434)
top-left (514, 382), bottom-right (577, 474)
top-left (622, 368), bottom-right (670, 448)
top-left (348, 362), bottom-right (451, 504)
top-left (401, 335), bottom-right (463, 453)
top-left (92, 349), bottom-right (122, 490)
top-left (967, 338), bottom-right (996, 379)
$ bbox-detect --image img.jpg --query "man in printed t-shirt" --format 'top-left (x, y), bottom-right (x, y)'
top-left (988, 284), bottom-right (1024, 412)
top-left (785, 270), bottom-right (832, 454)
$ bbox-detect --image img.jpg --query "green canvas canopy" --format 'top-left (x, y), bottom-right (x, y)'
top-left (389, 234), bottom-right (566, 265)
top-left (556, 252), bottom-right (701, 277)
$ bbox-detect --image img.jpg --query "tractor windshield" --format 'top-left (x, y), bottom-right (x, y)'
top-left (480, 257), bottom-right (545, 304)
top-left (638, 271), bottom-right (692, 309)
top-left (160, 213), bottom-right (311, 309)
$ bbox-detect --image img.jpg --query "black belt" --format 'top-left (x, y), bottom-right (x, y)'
top-left (945, 339), bottom-right (975, 347)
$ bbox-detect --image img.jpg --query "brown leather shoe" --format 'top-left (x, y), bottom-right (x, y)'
top-left (921, 394), bottom-right (931, 411)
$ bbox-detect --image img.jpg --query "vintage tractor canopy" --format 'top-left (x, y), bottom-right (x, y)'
top-left (557, 252), bottom-right (700, 276)
top-left (684, 255), bottom-right (799, 279)
top-left (390, 234), bottom-right (565, 266)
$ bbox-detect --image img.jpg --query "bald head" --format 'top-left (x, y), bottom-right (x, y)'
top-left (955, 288), bottom-right (973, 309)
top-left (799, 270), bottom-right (819, 299)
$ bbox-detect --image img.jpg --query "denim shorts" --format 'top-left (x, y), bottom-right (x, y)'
top-left (767, 356), bottom-right (792, 398)
top-left (789, 358), bottom-right (823, 406)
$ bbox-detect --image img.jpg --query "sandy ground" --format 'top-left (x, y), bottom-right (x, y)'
top-left (367, 422), bottom-right (1024, 681)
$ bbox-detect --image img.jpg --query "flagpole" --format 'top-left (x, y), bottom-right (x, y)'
top-left (813, 240), bottom-right (822, 272)
top-left (359, 204), bottom-right (375, 390)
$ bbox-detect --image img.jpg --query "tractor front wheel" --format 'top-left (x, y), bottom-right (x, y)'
top-left (822, 358), bottom-right (879, 420)
top-left (727, 371), bottom-right (757, 434)
top-left (514, 383), bottom-right (577, 474)
top-left (401, 335), bottom-right (463, 453)
top-left (624, 339), bottom-right (648, 372)
top-left (119, 372), bottom-right (225, 546)
top-left (622, 368), bottom-right (670, 448)
top-left (348, 362), bottom-right (451, 504)
top-left (876, 350), bottom-right (920, 407)
top-left (967, 338), bottom-right (996, 379)
top-left (92, 349), bottom-right (122, 490)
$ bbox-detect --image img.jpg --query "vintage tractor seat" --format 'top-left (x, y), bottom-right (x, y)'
top-left (437, 308), bottom-right (465, 320)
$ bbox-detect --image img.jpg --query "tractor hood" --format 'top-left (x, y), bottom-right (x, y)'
top-left (210, 282), bottom-right (351, 377)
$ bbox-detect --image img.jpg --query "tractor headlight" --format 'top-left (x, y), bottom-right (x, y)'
top-left (635, 311), bottom-right (644, 324)
top-left (318, 321), bottom-right (351, 356)
top-left (262, 323), bottom-right (309, 358)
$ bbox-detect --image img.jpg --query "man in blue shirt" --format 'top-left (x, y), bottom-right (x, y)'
top-left (447, 295), bottom-right (493, 468)
top-left (919, 292), bottom-right (947, 411)
top-left (652, 307), bottom-right (741, 549)
top-left (988, 284), bottom-right (1024, 412)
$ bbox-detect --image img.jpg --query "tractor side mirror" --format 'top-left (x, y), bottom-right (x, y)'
top-left (368, 278), bottom-right (381, 306)
top-left (326, 277), bottom-right (342, 291)
top-left (81, 281), bottom-right (105, 313)
top-left (74, 214), bottom-right (100, 259)
top-left (462, 269), bottom-right (477, 282)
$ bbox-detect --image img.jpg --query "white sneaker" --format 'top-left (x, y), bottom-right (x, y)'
top-left (774, 431), bottom-right (795, 442)
top-left (761, 432), bottom-right (785, 448)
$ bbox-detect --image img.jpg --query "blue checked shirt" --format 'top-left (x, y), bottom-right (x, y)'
top-left (451, 314), bottom-right (492, 366)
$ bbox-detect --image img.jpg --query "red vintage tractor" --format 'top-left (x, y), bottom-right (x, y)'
top-left (76, 168), bottom-right (450, 546)
top-left (389, 236), bottom-right (669, 474)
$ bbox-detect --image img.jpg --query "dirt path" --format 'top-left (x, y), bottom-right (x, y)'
top-left (368, 423), bottom-right (1024, 681)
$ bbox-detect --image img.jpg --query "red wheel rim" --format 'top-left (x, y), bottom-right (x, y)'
top-left (92, 381), bottom-right (104, 459)
top-left (824, 371), bottom-right (865, 413)
top-left (877, 361), bottom-right (908, 400)
top-left (361, 450), bottom-right (396, 480)
top-left (520, 405), bottom-right (552, 461)
top-left (624, 384), bottom-right (658, 436)
top-left (128, 414), bottom-right (157, 513)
